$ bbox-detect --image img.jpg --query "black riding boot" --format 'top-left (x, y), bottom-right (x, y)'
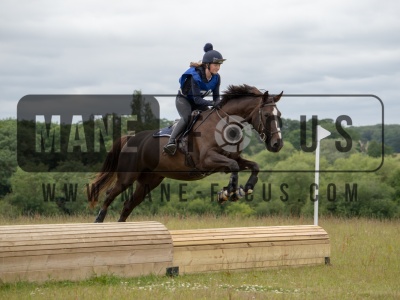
top-left (164, 96), bottom-right (191, 156)
top-left (164, 117), bottom-right (188, 155)
top-left (164, 138), bottom-right (177, 155)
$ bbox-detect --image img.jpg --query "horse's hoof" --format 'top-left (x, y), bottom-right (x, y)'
top-left (229, 193), bottom-right (239, 202)
top-left (217, 189), bottom-right (229, 203)
top-left (238, 186), bottom-right (245, 197)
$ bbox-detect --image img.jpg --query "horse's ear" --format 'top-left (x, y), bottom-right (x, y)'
top-left (273, 91), bottom-right (283, 103)
top-left (262, 91), bottom-right (269, 103)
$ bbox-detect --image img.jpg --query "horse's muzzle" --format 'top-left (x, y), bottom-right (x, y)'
top-left (266, 138), bottom-right (283, 152)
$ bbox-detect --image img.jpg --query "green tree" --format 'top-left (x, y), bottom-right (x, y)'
top-left (2, 167), bottom-right (59, 215)
top-left (130, 90), bottom-right (159, 132)
top-left (0, 119), bottom-right (18, 197)
top-left (367, 140), bottom-right (382, 157)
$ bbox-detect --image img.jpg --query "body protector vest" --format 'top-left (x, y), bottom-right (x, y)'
top-left (179, 67), bottom-right (219, 98)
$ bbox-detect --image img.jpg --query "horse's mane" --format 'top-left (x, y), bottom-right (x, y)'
top-left (220, 84), bottom-right (262, 105)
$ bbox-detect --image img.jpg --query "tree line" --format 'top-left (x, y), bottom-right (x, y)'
top-left (0, 91), bottom-right (399, 219)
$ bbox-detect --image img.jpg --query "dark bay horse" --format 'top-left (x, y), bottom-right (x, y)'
top-left (90, 84), bottom-right (283, 222)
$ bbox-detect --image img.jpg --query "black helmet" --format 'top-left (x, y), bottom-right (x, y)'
top-left (202, 43), bottom-right (226, 64)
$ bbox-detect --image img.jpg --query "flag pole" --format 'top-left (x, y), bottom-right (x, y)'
top-left (314, 125), bottom-right (331, 226)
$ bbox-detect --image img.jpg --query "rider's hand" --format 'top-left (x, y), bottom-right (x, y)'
top-left (211, 101), bottom-right (221, 109)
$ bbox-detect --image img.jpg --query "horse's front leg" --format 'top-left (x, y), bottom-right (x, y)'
top-left (227, 171), bottom-right (240, 201)
top-left (217, 171), bottom-right (242, 202)
top-left (198, 151), bottom-right (241, 202)
top-left (236, 156), bottom-right (259, 195)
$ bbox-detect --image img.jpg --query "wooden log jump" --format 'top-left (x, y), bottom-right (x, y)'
top-left (0, 222), bottom-right (330, 283)
top-left (0, 221), bottom-right (173, 282)
top-left (170, 225), bottom-right (330, 274)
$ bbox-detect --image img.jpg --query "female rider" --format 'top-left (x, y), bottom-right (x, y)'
top-left (163, 43), bottom-right (226, 155)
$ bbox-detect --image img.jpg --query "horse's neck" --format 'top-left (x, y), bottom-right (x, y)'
top-left (222, 98), bottom-right (258, 118)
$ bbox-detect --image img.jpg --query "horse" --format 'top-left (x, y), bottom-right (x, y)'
top-left (89, 84), bottom-right (283, 222)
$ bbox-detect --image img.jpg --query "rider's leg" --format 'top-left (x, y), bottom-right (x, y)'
top-left (164, 96), bottom-right (192, 155)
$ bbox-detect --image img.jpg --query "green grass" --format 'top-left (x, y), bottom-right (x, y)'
top-left (1, 215), bottom-right (399, 299)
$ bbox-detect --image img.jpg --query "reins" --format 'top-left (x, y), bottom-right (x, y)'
top-left (192, 94), bottom-right (281, 143)
top-left (192, 107), bottom-right (217, 131)
top-left (216, 101), bottom-right (280, 143)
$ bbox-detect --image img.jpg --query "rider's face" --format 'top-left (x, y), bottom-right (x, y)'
top-left (209, 63), bottom-right (221, 75)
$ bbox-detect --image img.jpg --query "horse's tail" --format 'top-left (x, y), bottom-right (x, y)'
top-left (88, 135), bottom-right (130, 208)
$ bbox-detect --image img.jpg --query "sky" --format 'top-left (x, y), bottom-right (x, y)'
top-left (1, 0), bottom-right (399, 126)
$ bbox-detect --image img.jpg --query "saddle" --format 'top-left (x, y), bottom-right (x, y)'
top-left (153, 110), bottom-right (202, 168)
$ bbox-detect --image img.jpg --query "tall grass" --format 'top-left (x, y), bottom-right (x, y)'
top-left (1, 215), bottom-right (399, 299)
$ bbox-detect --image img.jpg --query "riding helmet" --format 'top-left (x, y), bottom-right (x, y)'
top-left (202, 43), bottom-right (226, 64)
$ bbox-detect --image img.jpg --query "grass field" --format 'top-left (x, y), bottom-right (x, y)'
top-left (0, 214), bottom-right (399, 299)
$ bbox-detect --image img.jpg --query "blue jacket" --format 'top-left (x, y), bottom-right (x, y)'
top-left (179, 67), bottom-right (220, 107)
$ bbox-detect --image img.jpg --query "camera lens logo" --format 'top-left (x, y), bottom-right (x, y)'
top-left (214, 115), bottom-right (253, 152)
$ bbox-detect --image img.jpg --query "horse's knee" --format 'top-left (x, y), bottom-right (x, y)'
top-left (252, 163), bottom-right (260, 173)
top-left (229, 161), bottom-right (240, 172)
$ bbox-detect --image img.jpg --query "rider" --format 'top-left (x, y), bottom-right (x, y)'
top-left (163, 43), bottom-right (226, 155)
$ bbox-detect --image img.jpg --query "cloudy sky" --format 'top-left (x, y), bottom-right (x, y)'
top-left (1, 0), bottom-right (399, 126)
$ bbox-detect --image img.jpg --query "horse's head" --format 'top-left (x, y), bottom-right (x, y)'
top-left (219, 84), bottom-right (284, 153)
top-left (254, 90), bottom-right (284, 152)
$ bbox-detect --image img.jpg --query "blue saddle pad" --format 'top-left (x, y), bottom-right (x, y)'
top-left (153, 125), bottom-right (174, 137)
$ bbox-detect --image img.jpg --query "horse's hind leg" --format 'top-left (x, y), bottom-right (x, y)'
top-left (118, 174), bottom-right (164, 222)
top-left (94, 173), bottom-right (136, 223)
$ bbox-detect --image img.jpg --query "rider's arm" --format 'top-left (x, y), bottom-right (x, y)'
top-left (212, 75), bottom-right (221, 102)
top-left (190, 77), bottom-right (214, 106)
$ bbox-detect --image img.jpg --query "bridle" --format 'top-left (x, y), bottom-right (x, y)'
top-left (193, 93), bottom-right (281, 143)
top-left (256, 102), bottom-right (281, 142)
top-left (210, 100), bottom-right (281, 143)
